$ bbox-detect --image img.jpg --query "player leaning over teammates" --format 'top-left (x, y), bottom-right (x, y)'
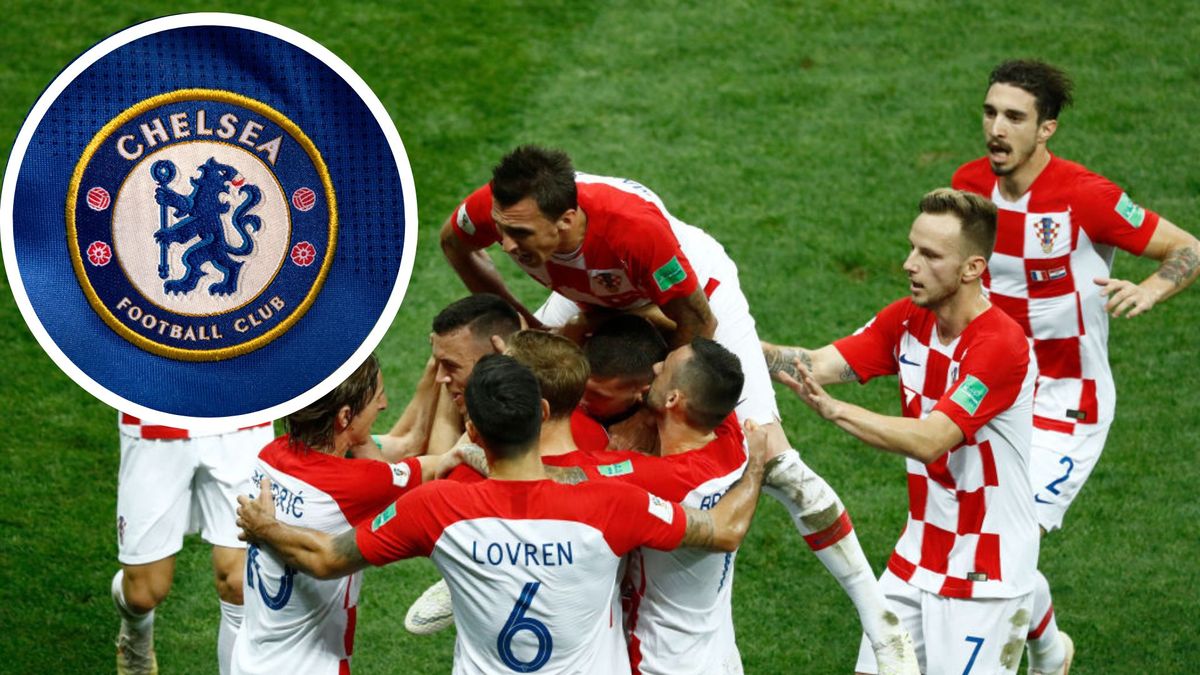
top-left (112, 413), bottom-right (273, 675)
top-left (776, 189), bottom-right (1039, 674)
top-left (440, 146), bottom-right (916, 671)
top-left (230, 354), bottom-right (462, 674)
top-left (238, 355), bottom-right (773, 674)
top-left (952, 60), bottom-right (1200, 674)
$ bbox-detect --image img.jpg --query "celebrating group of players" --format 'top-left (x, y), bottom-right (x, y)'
top-left (110, 60), bottom-right (1199, 674)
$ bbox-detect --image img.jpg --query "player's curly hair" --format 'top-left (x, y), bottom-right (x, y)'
top-left (285, 353), bottom-right (381, 452)
top-left (491, 145), bottom-right (578, 220)
top-left (989, 60), bottom-right (1074, 122)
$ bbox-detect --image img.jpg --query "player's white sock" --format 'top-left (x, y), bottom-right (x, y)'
top-left (112, 569), bottom-right (154, 633)
top-left (764, 451), bottom-right (900, 647)
top-left (1026, 570), bottom-right (1065, 670)
top-left (217, 600), bottom-right (243, 675)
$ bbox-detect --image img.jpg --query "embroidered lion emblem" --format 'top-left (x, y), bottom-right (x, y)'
top-left (153, 157), bottom-right (262, 296)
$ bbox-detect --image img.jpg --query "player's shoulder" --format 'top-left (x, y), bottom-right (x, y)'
top-left (967, 306), bottom-right (1030, 356)
top-left (577, 175), bottom-right (670, 230)
top-left (951, 157), bottom-right (995, 195)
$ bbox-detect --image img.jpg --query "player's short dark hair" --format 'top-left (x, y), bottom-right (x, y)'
top-left (491, 145), bottom-right (578, 221)
top-left (585, 314), bottom-right (669, 381)
top-left (505, 330), bottom-right (590, 420)
top-left (919, 188), bottom-right (998, 260)
top-left (673, 338), bottom-right (743, 431)
top-left (432, 294), bottom-right (521, 342)
top-left (465, 354), bottom-right (543, 459)
top-left (285, 353), bottom-right (380, 452)
top-left (989, 60), bottom-right (1074, 122)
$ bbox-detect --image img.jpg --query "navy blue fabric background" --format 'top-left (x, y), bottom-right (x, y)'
top-left (12, 25), bottom-right (409, 418)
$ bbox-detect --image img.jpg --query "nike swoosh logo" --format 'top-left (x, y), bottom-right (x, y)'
top-left (899, 353), bottom-right (921, 367)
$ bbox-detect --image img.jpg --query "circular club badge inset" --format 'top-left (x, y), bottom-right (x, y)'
top-left (1, 14), bottom-right (417, 428)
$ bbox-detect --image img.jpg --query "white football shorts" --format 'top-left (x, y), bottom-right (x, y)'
top-left (855, 569), bottom-right (1033, 675)
top-left (1029, 423), bottom-right (1111, 533)
top-left (117, 425), bottom-right (274, 564)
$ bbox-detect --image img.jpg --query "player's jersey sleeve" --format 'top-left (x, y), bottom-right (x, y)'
top-left (449, 183), bottom-right (502, 249)
top-left (950, 158), bottom-right (993, 197)
top-left (603, 206), bottom-right (700, 305)
top-left (932, 328), bottom-right (1029, 444)
top-left (595, 482), bottom-right (687, 556)
top-left (832, 299), bottom-right (909, 382)
top-left (336, 457), bottom-right (425, 527)
top-left (355, 483), bottom-right (447, 565)
top-left (1069, 171), bottom-right (1160, 254)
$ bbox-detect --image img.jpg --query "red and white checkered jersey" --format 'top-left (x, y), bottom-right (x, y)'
top-left (231, 438), bottom-right (423, 675)
top-left (953, 156), bottom-right (1160, 435)
top-left (835, 299), bottom-right (1039, 599)
top-left (117, 412), bottom-right (271, 440)
top-left (357, 478), bottom-right (686, 675)
top-left (452, 173), bottom-right (731, 311)
top-left (583, 415), bottom-right (747, 675)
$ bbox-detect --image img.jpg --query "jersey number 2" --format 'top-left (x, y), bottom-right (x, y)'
top-left (498, 581), bottom-right (553, 672)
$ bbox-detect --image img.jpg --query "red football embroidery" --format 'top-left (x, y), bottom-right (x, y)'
top-left (87, 186), bottom-right (111, 211)
top-left (292, 187), bottom-right (316, 212)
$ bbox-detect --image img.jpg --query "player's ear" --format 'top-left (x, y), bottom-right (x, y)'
top-left (1037, 118), bottom-right (1057, 144)
top-left (335, 405), bottom-right (352, 432)
top-left (540, 399), bottom-right (551, 422)
top-left (465, 419), bottom-right (480, 445)
top-left (961, 254), bottom-right (988, 284)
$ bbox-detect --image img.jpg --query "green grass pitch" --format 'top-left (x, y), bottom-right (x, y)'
top-left (1, 1), bottom-right (1197, 672)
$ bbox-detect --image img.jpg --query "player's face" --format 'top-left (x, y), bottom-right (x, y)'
top-left (347, 372), bottom-right (388, 446)
top-left (644, 346), bottom-right (691, 413)
top-left (582, 375), bottom-right (649, 422)
top-left (493, 197), bottom-right (566, 267)
top-left (903, 213), bottom-right (969, 308)
top-left (982, 83), bottom-right (1050, 176)
top-left (432, 328), bottom-right (493, 411)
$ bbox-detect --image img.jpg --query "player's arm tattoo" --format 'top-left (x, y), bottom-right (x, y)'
top-left (764, 344), bottom-right (810, 379)
top-left (544, 465), bottom-right (589, 485)
top-left (1155, 246), bottom-right (1200, 287)
top-left (330, 529), bottom-right (367, 571)
top-left (456, 443), bottom-right (490, 477)
top-left (681, 507), bottom-right (716, 548)
top-left (839, 362), bottom-right (860, 382)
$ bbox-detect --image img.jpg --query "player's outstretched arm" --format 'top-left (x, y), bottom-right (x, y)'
top-left (660, 288), bottom-right (718, 347)
top-left (763, 341), bottom-right (860, 386)
top-left (1095, 218), bottom-right (1200, 317)
top-left (237, 478), bottom-right (368, 580)
top-left (439, 214), bottom-right (544, 329)
top-left (679, 419), bottom-right (778, 552)
top-left (781, 364), bottom-right (962, 463)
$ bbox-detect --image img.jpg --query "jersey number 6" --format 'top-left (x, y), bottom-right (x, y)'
top-left (497, 581), bottom-right (553, 672)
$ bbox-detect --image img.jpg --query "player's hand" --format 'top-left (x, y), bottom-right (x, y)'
top-left (236, 477), bottom-right (277, 543)
top-left (743, 419), bottom-right (784, 468)
top-left (1094, 276), bottom-right (1159, 318)
top-left (435, 447), bottom-right (467, 478)
top-left (490, 334), bottom-right (508, 354)
top-left (778, 361), bottom-right (842, 421)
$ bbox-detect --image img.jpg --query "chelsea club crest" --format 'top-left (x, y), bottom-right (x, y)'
top-left (68, 89), bottom-right (336, 360)
top-left (3, 15), bottom-right (417, 425)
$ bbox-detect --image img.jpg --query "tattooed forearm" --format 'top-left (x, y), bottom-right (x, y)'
top-left (681, 508), bottom-right (716, 548)
top-left (457, 443), bottom-right (490, 476)
top-left (1155, 246), bottom-right (1200, 287)
top-left (544, 465), bottom-right (589, 485)
top-left (331, 529), bottom-right (366, 570)
top-left (839, 362), bottom-right (859, 382)
top-left (763, 342), bottom-right (810, 379)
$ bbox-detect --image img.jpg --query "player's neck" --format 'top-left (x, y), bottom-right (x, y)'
top-left (657, 416), bottom-right (715, 456)
top-left (538, 418), bottom-right (578, 457)
top-left (489, 449), bottom-right (549, 481)
top-left (933, 284), bottom-right (989, 344)
top-left (998, 147), bottom-right (1051, 201)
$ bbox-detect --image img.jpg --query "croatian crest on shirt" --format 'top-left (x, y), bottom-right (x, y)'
top-left (67, 90), bottom-right (336, 361)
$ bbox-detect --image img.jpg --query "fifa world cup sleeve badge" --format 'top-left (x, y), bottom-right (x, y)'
top-left (2, 14), bottom-right (418, 428)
